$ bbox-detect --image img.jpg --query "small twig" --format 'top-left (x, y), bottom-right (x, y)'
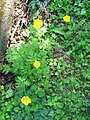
top-left (10, 19), bottom-right (21, 41)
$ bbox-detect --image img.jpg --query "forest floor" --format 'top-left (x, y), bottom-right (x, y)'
top-left (0, 0), bottom-right (90, 119)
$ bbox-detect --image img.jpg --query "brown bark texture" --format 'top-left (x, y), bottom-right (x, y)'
top-left (0, 0), bottom-right (16, 70)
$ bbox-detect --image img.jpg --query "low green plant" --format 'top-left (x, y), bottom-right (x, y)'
top-left (0, 0), bottom-right (90, 119)
top-left (47, 0), bottom-right (90, 119)
top-left (1, 18), bottom-right (56, 119)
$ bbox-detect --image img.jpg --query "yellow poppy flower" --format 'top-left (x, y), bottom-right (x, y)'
top-left (33, 60), bottom-right (40, 69)
top-left (63, 15), bottom-right (70, 22)
top-left (21, 96), bottom-right (31, 106)
top-left (33, 19), bottom-right (43, 29)
top-left (0, 85), bottom-right (4, 90)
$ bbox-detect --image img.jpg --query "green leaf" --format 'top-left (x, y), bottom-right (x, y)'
top-left (30, 102), bottom-right (42, 111)
top-left (53, 28), bottom-right (65, 35)
top-left (48, 110), bottom-right (54, 117)
top-left (36, 103), bottom-right (42, 109)
top-left (0, 111), bottom-right (5, 120)
top-left (2, 64), bottom-right (10, 74)
top-left (14, 107), bottom-right (20, 113)
top-left (31, 95), bottom-right (37, 102)
top-left (81, 9), bottom-right (86, 15)
top-left (57, 102), bottom-right (64, 108)
top-left (37, 89), bottom-right (45, 97)
top-left (6, 89), bottom-right (14, 98)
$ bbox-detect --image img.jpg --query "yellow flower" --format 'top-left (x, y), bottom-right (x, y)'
top-left (21, 96), bottom-right (31, 106)
top-left (0, 85), bottom-right (4, 90)
top-left (33, 19), bottom-right (43, 29)
top-left (63, 15), bottom-right (70, 22)
top-left (33, 60), bottom-right (40, 69)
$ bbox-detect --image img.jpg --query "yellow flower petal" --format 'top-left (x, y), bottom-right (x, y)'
top-left (63, 15), bottom-right (70, 22)
top-left (33, 19), bottom-right (43, 29)
top-left (21, 96), bottom-right (31, 106)
top-left (33, 60), bottom-right (40, 69)
top-left (0, 85), bottom-right (4, 90)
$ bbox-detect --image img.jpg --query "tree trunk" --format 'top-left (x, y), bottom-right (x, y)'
top-left (0, 0), bottom-right (16, 70)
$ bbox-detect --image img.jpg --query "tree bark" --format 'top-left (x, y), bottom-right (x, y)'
top-left (0, 0), bottom-right (16, 70)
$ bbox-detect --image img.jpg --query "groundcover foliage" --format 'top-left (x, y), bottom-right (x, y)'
top-left (0, 0), bottom-right (90, 119)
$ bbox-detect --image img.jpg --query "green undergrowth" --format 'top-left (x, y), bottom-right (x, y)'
top-left (0, 0), bottom-right (90, 119)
